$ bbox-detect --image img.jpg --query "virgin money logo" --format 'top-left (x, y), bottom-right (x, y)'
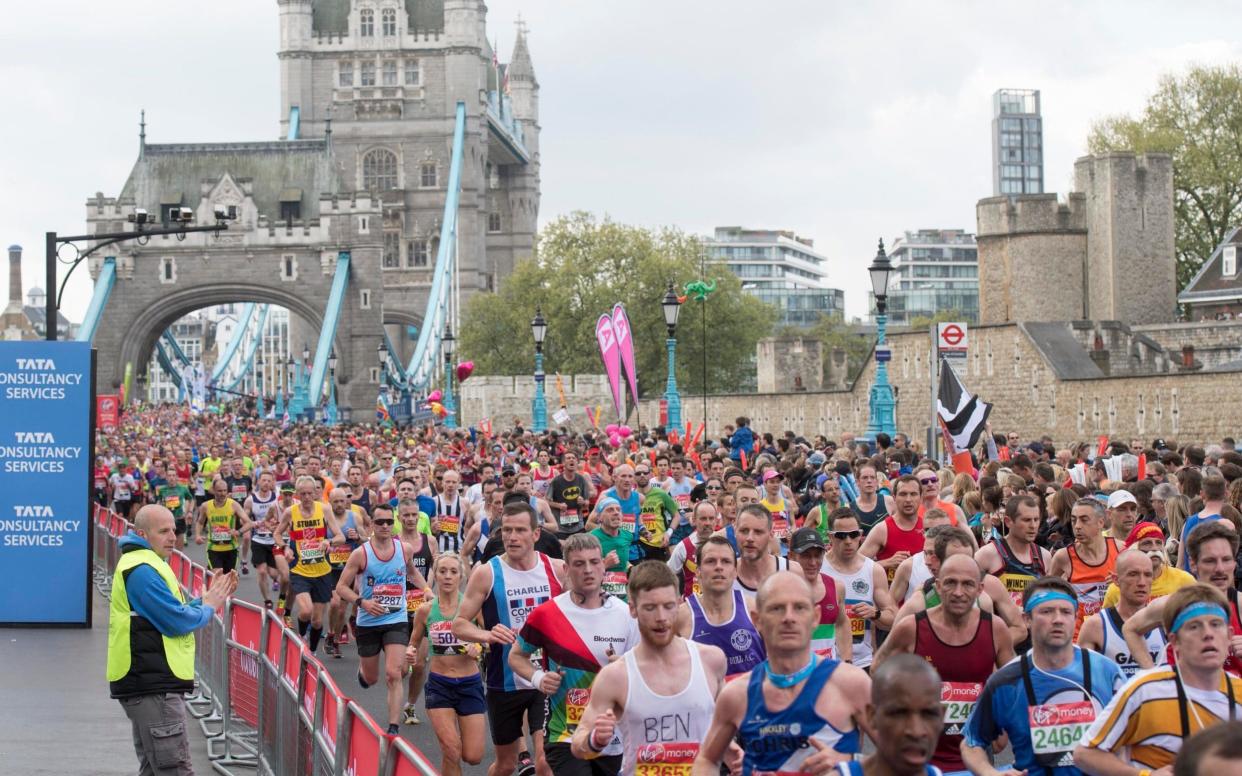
top-left (567, 688), bottom-right (590, 706)
top-left (638, 744), bottom-right (664, 763)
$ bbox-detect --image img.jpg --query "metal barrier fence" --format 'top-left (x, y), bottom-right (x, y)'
top-left (91, 504), bottom-right (439, 775)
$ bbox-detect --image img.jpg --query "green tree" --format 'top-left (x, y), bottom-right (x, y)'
top-left (1088, 64), bottom-right (1242, 290)
top-left (460, 212), bottom-right (776, 400)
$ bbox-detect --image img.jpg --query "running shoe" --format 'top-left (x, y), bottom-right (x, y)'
top-left (402, 704), bottom-right (419, 725)
top-left (241, 563), bottom-right (250, 576)
top-left (516, 751), bottom-right (535, 776)
top-left (325, 635), bottom-right (340, 658)
top-left (264, 600), bottom-right (273, 610)
top-left (337, 628), bottom-right (351, 646)
top-left (386, 723), bottom-right (400, 736)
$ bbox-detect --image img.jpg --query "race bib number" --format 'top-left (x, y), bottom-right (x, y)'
top-left (559, 510), bottom-right (581, 527)
top-left (603, 571), bottom-right (628, 599)
top-left (620, 513), bottom-right (637, 534)
top-left (429, 620), bottom-right (463, 652)
top-left (1029, 701), bottom-right (1095, 765)
top-left (845, 603), bottom-right (868, 640)
top-left (95, 478), bottom-right (106, 490)
top-left (437, 515), bottom-right (460, 535)
top-left (566, 688), bottom-right (590, 728)
top-left (941, 682), bottom-right (982, 734)
top-left (675, 493), bottom-right (691, 509)
top-left (372, 582), bottom-right (405, 611)
top-left (163, 495), bottom-right (182, 510)
top-left (299, 540), bottom-right (325, 563)
top-left (406, 587), bottom-right (427, 612)
top-left (634, 742), bottom-right (699, 776)
top-left (1000, 573), bottom-right (1032, 606)
top-left (210, 526), bottom-right (232, 543)
top-left (771, 517), bottom-right (790, 540)
top-left (328, 546), bottom-right (353, 565)
top-left (230, 485), bottom-right (248, 501)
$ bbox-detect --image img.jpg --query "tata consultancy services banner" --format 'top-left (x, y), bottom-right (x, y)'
top-left (0, 342), bottom-right (94, 626)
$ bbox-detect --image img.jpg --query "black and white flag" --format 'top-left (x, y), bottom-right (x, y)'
top-left (936, 358), bottom-right (992, 452)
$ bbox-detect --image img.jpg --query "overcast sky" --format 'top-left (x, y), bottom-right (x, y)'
top-left (3, 1), bottom-right (1241, 321)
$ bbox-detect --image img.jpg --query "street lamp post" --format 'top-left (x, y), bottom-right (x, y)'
top-left (255, 352), bottom-right (265, 418)
top-left (863, 238), bottom-right (897, 444)
top-left (442, 326), bottom-right (457, 429)
top-left (326, 349), bottom-right (339, 425)
top-left (530, 307), bottom-right (548, 432)
top-left (661, 282), bottom-right (683, 432)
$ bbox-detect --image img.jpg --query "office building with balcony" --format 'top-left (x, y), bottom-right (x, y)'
top-left (705, 226), bottom-right (844, 328)
top-left (881, 229), bottom-right (979, 325)
top-left (992, 89), bottom-right (1044, 196)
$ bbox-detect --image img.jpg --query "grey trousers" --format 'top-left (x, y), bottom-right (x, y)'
top-left (118, 693), bottom-right (193, 776)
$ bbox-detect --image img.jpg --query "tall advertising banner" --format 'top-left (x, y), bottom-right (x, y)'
top-left (0, 342), bottom-right (95, 626)
top-left (610, 303), bottom-right (640, 407)
top-left (97, 394), bottom-right (120, 433)
top-left (595, 314), bottom-right (624, 418)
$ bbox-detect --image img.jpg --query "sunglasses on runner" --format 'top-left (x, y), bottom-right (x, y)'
top-left (373, 518), bottom-right (395, 526)
top-left (831, 530), bottom-right (862, 540)
top-left (918, 477), bottom-right (937, 486)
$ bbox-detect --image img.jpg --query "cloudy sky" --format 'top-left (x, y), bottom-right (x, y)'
top-left (3, 0), bottom-right (1240, 321)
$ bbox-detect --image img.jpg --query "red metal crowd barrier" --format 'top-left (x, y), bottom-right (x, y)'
top-left (90, 502), bottom-right (440, 775)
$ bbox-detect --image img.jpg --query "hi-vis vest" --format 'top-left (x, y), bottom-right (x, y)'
top-left (107, 546), bottom-right (196, 698)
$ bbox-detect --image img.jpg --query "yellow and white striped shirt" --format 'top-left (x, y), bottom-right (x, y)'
top-left (1082, 667), bottom-right (1242, 769)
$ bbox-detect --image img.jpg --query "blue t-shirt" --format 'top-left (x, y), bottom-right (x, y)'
top-left (962, 648), bottom-right (1122, 776)
top-left (1179, 512), bottom-right (1223, 569)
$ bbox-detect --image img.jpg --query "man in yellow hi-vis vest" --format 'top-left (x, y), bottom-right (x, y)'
top-left (109, 504), bottom-right (235, 775)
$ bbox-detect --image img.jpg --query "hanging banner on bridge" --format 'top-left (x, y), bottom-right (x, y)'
top-left (0, 341), bottom-right (95, 627)
top-left (97, 394), bottom-right (120, 433)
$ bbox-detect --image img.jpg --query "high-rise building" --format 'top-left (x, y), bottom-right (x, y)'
top-left (992, 89), bottom-right (1043, 196)
top-left (704, 226), bottom-right (844, 327)
top-left (881, 229), bottom-right (978, 325)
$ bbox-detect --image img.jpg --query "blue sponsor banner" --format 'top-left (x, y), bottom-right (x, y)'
top-left (0, 342), bottom-right (94, 626)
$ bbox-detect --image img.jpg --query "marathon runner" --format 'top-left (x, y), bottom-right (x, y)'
top-left (788, 527), bottom-right (853, 661)
top-left (453, 501), bottom-right (565, 776)
top-left (874, 554), bottom-right (1015, 774)
top-left (837, 654), bottom-right (948, 776)
top-left (636, 463), bottom-right (680, 562)
top-left (1076, 548), bottom-right (1169, 677)
top-left (548, 451), bottom-right (594, 539)
top-left (510, 533), bottom-right (639, 776)
top-left (667, 499), bottom-right (719, 597)
top-left (849, 463), bottom-right (893, 534)
top-left (242, 471), bottom-right (283, 609)
top-left (156, 466), bottom-right (193, 550)
top-left (1050, 497), bottom-right (1121, 637)
top-left (861, 475), bottom-right (926, 583)
top-left (734, 504), bottom-right (790, 604)
top-left (890, 507), bottom-right (955, 604)
top-left (1099, 521), bottom-right (1194, 609)
top-left (223, 456), bottom-right (253, 575)
top-left (1075, 584), bottom-right (1242, 774)
top-left (960, 576), bottom-right (1124, 776)
top-left (588, 497), bottom-right (635, 600)
top-left (974, 494), bottom-right (1053, 608)
top-left (823, 511), bottom-right (896, 670)
top-left (676, 535), bottom-right (766, 679)
top-left (397, 496), bottom-right (436, 725)
top-left (408, 553), bottom-right (485, 775)
top-left (431, 469), bottom-right (473, 555)
top-left (325, 487), bottom-right (368, 658)
top-left (571, 562), bottom-right (733, 774)
top-left (193, 477), bottom-right (250, 574)
top-left (273, 475), bottom-right (347, 653)
top-left (333, 503), bottom-right (428, 735)
top-left (694, 570), bottom-right (873, 773)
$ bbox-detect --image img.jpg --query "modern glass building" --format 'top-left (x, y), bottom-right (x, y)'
top-left (705, 226), bottom-right (844, 327)
top-left (879, 229), bottom-right (979, 325)
top-left (992, 89), bottom-right (1043, 196)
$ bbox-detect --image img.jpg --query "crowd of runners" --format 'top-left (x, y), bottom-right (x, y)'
top-left (95, 401), bottom-right (1242, 776)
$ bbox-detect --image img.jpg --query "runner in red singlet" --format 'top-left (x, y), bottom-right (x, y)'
top-left (860, 475), bottom-right (924, 583)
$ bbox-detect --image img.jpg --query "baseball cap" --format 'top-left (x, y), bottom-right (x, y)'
top-left (1151, 438), bottom-right (1169, 451)
top-left (808, 452), bottom-right (826, 467)
top-left (1124, 521), bottom-right (1165, 549)
top-left (1106, 490), bottom-right (1138, 509)
top-left (1027, 442), bottom-right (1044, 455)
top-left (815, 473), bottom-right (831, 490)
top-left (789, 527), bottom-right (825, 554)
top-left (762, 470), bottom-right (783, 483)
top-left (501, 465), bottom-right (516, 476)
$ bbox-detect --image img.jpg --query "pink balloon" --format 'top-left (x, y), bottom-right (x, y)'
top-left (456, 361), bottom-right (475, 382)
top-left (609, 434), bottom-right (622, 448)
top-left (617, 425), bottom-right (633, 438)
top-left (605, 424), bottom-right (619, 435)
top-left (427, 389), bottom-right (443, 403)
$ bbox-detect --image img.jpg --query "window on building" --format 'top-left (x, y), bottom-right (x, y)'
top-left (382, 61), bottom-right (397, 86)
top-left (1225, 245), bottom-right (1238, 277)
top-left (362, 148), bottom-right (398, 191)
top-left (383, 231), bottom-right (401, 268)
top-left (161, 258), bottom-right (174, 282)
top-left (359, 9), bottom-right (374, 36)
top-left (360, 62), bottom-right (375, 86)
top-left (405, 59), bottom-right (421, 85)
top-left (489, 164), bottom-right (500, 189)
top-left (282, 254), bottom-right (296, 280)
top-left (408, 239), bottom-right (429, 267)
top-left (487, 211), bottom-right (501, 232)
top-left (419, 162), bottom-right (437, 188)
top-left (280, 201), bottom-right (301, 223)
top-left (381, 8), bottom-right (397, 35)
top-left (339, 61), bottom-right (354, 87)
